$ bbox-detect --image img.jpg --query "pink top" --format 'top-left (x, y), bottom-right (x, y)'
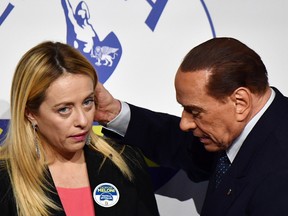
top-left (56, 186), bottom-right (95, 216)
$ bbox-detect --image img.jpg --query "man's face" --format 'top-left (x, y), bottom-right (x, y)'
top-left (175, 69), bottom-right (243, 152)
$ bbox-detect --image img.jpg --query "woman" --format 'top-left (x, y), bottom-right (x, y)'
top-left (0, 41), bottom-right (159, 216)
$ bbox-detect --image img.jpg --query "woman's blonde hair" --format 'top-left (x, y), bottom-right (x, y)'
top-left (0, 41), bottom-right (132, 216)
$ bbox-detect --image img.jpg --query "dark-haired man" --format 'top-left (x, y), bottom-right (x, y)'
top-left (95, 37), bottom-right (288, 215)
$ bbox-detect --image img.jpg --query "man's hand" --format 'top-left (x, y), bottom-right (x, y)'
top-left (94, 82), bottom-right (121, 124)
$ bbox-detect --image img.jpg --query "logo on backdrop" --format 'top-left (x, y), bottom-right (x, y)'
top-left (0, 3), bottom-right (14, 26)
top-left (0, 120), bottom-right (9, 142)
top-left (1, 0), bottom-right (215, 83)
top-left (1, 0), bottom-right (216, 191)
top-left (61, 0), bottom-right (122, 83)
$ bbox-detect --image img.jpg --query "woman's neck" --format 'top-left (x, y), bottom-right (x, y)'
top-left (48, 149), bottom-right (90, 188)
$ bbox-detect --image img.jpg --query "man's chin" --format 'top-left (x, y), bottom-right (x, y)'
top-left (202, 142), bottom-right (222, 152)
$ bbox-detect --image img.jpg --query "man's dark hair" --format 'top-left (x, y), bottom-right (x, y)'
top-left (179, 37), bottom-right (269, 99)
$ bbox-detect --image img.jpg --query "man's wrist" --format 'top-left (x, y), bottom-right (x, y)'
top-left (107, 99), bottom-right (122, 122)
top-left (106, 101), bottom-right (130, 136)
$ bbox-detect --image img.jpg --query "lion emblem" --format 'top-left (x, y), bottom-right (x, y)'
top-left (92, 46), bottom-right (119, 66)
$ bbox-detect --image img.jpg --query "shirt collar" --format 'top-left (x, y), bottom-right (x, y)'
top-left (226, 88), bottom-right (275, 162)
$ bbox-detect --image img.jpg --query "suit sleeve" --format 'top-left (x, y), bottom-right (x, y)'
top-left (121, 104), bottom-right (215, 182)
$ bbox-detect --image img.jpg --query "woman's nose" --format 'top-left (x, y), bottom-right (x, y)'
top-left (74, 108), bottom-right (88, 128)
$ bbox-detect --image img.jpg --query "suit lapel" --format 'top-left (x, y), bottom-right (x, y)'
top-left (44, 170), bottom-right (66, 215)
top-left (84, 145), bottom-right (119, 216)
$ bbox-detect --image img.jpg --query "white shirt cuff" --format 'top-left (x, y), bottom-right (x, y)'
top-left (106, 101), bottom-right (131, 136)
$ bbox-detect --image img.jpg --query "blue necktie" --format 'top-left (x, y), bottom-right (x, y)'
top-left (215, 151), bottom-right (231, 188)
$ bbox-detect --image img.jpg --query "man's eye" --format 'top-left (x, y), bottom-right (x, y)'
top-left (191, 110), bottom-right (200, 117)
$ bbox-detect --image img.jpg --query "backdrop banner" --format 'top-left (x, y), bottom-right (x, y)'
top-left (1, 1), bottom-right (287, 215)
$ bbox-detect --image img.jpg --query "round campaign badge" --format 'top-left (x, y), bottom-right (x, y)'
top-left (93, 183), bottom-right (120, 207)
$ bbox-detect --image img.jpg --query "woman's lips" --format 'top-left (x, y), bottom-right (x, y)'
top-left (70, 132), bottom-right (87, 142)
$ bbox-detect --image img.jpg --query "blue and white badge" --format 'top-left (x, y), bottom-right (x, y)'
top-left (93, 183), bottom-right (120, 207)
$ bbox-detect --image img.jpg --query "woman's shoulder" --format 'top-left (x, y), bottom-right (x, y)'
top-left (110, 141), bottom-right (147, 167)
top-left (124, 145), bottom-right (146, 165)
top-left (0, 161), bottom-right (13, 198)
top-left (0, 161), bottom-right (17, 215)
top-left (100, 128), bottom-right (148, 168)
top-left (0, 160), bottom-right (9, 176)
top-left (0, 161), bottom-right (11, 187)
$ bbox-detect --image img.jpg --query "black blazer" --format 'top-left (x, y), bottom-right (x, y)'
top-left (0, 144), bottom-right (159, 216)
top-left (121, 87), bottom-right (288, 216)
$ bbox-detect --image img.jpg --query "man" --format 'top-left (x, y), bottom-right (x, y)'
top-left (95, 37), bottom-right (288, 215)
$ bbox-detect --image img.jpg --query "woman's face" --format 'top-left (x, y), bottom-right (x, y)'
top-left (30, 73), bottom-right (95, 158)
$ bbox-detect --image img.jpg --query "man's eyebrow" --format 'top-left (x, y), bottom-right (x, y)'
top-left (182, 105), bottom-right (204, 112)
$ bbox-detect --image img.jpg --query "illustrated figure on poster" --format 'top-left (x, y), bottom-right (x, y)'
top-left (62, 0), bottom-right (122, 83)
top-left (64, 0), bottom-right (96, 55)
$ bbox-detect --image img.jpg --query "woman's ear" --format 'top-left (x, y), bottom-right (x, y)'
top-left (25, 108), bottom-right (38, 125)
top-left (232, 87), bottom-right (252, 121)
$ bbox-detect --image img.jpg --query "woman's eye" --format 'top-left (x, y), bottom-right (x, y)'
top-left (58, 107), bottom-right (70, 114)
top-left (83, 98), bottom-right (94, 106)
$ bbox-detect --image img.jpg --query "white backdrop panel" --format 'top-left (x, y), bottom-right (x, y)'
top-left (1, 1), bottom-right (288, 215)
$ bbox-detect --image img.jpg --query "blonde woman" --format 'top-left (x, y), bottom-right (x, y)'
top-left (0, 41), bottom-right (159, 216)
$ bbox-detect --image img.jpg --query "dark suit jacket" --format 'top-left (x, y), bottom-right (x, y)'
top-left (121, 87), bottom-right (288, 216)
top-left (0, 144), bottom-right (159, 216)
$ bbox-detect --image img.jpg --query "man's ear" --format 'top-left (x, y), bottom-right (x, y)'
top-left (232, 87), bottom-right (252, 122)
top-left (25, 108), bottom-right (38, 125)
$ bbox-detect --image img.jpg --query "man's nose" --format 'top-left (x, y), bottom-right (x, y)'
top-left (179, 111), bottom-right (197, 131)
